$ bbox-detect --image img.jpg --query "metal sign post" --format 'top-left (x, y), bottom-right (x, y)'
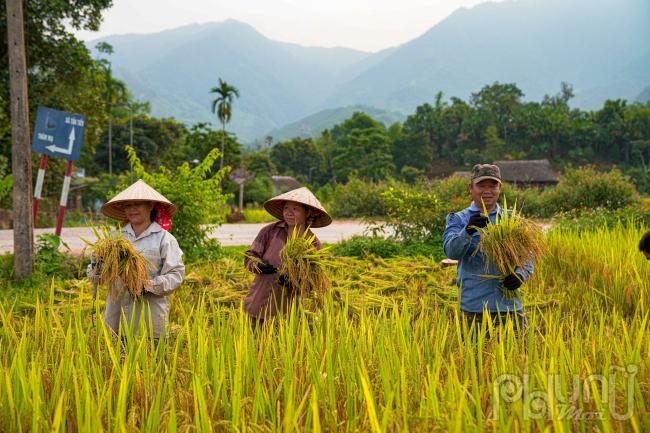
top-left (31, 106), bottom-right (86, 233)
top-left (32, 153), bottom-right (48, 225)
top-left (55, 160), bottom-right (74, 235)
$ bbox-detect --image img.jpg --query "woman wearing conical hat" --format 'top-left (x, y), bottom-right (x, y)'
top-left (87, 179), bottom-right (185, 343)
top-left (243, 187), bottom-right (332, 326)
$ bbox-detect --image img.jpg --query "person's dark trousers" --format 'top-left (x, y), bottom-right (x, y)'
top-left (461, 310), bottom-right (528, 342)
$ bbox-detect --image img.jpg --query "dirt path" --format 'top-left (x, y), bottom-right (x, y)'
top-left (0, 221), bottom-right (380, 255)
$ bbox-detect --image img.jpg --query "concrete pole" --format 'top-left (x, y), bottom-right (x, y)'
top-left (6, 0), bottom-right (34, 278)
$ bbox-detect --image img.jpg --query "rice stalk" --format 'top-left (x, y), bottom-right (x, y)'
top-left (82, 226), bottom-right (151, 298)
top-left (279, 227), bottom-right (332, 299)
top-left (475, 196), bottom-right (546, 297)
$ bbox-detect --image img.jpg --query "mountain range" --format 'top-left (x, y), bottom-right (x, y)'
top-left (88, 0), bottom-right (650, 143)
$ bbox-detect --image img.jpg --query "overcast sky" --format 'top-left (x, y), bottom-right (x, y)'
top-left (75, 0), bottom-right (500, 52)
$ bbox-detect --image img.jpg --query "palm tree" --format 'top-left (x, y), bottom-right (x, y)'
top-left (210, 79), bottom-right (240, 170)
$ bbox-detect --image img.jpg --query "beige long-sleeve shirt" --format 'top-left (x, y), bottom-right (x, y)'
top-left (88, 222), bottom-right (185, 338)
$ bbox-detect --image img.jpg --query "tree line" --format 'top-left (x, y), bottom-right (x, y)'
top-left (260, 82), bottom-right (650, 193)
top-left (2, 0), bottom-right (650, 211)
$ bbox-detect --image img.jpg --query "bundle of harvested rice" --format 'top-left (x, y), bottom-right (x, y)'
top-left (474, 197), bottom-right (545, 297)
top-left (83, 226), bottom-right (151, 298)
top-left (278, 227), bottom-right (331, 297)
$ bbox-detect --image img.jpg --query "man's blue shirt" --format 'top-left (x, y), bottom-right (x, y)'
top-left (442, 202), bottom-right (534, 313)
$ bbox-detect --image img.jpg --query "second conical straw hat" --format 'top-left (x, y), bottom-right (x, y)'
top-left (264, 187), bottom-right (332, 228)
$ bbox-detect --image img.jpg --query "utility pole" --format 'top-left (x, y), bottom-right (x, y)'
top-left (6, 0), bottom-right (34, 279)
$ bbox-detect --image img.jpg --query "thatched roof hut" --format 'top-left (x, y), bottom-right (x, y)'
top-left (271, 175), bottom-right (301, 191)
top-left (494, 159), bottom-right (558, 186)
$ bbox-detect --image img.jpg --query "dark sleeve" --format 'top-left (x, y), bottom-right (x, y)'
top-left (244, 225), bottom-right (271, 273)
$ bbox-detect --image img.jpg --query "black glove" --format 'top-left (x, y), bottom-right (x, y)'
top-left (277, 274), bottom-right (291, 288)
top-left (502, 274), bottom-right (522, 291)
top-left (257, 260), bottom-right (277, 274)
top-left (466, 214), bottom-right (489, 235)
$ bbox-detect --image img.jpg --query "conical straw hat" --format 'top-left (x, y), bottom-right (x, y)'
top-left (101, 179), bottom-right (178, 221)
top-left (264, 187), bottom-right (332, 228)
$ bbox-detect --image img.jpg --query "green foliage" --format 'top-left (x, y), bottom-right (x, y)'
top-left (82, 173), bottom-right (126, 212)
top-left (243, 152), bottom-right (276, 176)
top-left (123, 145), bottom-right (231, 260)
top-left (544, 166), bottom-right (638, 215)
top-left (0, 0), bottom-right (114, 165)
top-left (242, 175), bottom-right (275, 205)
top-left (0, 154), bottom-right (11, 208)
top-left (88, 116), bottom-right (195, 176)
top-left (185, 123), bottom-right (242, 169)
top-left (270, 137), bottom-right (328, 184)
top-left (241, 207), bottom-right (275, 223)
top-left (399, 165), bottom-right (424, 184)
top-left (34, 234), bottom-right (75, 278)
top-left (381, 185), bottom-right (442, 243)
top-left (330, 112), bottom-right (395, 182)
top-left (325, 177), bottom-right (391, 218)
top-left (624, 166), bottom-right (650, 195)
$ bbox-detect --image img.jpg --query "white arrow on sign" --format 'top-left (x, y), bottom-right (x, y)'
top-left (46, 127), bottom-right (75, 155)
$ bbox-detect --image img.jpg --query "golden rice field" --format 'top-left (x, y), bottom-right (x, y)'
top-left (0, 224), bottom-right (649, 432)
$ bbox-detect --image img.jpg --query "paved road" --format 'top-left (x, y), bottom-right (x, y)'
top-left (0, 221), bottom-right (380, 255)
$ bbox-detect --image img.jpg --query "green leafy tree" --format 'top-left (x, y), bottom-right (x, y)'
top-left (89, 116), bottom-right (189, 176)
top-left (471, 82), bottom-right (524, 143)
top-left (0, 0), bottom-right (113, 164)
top-left (270, 137), bottom-right (328, 184)
top-left (210, 79), bottom-right (240, 170)
top-left (330, 112), bottom-right (394, 182)
top-left (186, 122), bottom-right (242, 170)
top-left (124, 145), bottom-right (231, 259)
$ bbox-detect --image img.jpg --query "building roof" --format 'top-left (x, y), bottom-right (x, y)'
top-left (271, 175), bottom-right (301, 190)
top-left (494, 159), bottom-right (558, 183)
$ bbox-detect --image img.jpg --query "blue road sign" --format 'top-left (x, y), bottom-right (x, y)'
top-left (31, 106), bottom-right (86, 161)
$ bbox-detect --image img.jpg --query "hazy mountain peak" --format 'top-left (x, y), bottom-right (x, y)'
top-left (91, 0), bottom-right (649, 142)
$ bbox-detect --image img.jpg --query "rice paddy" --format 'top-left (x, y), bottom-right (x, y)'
top-left (0, 223), bottom-right (649, 432)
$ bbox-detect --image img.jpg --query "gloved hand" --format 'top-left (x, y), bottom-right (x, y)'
top-left (257, 260), bottom-right (277, 274)
top-left (277, 274), bottom-right (291, 288)
top-left (89, 260), bottom-right (103, 285)
top-left (503, 274), bottom-right (522, 291)
top-left (466, 214), bottom-right (489, 235)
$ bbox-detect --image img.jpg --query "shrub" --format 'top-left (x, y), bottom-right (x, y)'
top-left (624, 167), bottom-right (650, 195)
top-left (326, 177), bottom-right (392, 218)
top-left (381, 185), bottom-right (442, 243)
top-left (34, 234), bottom-right (76, 278)
top-left (123, 145), bottom-right (231, 260)
top-left (242, 175), bottom-right (275, 206)
top-left (544, 166), bottom-right (638, 214)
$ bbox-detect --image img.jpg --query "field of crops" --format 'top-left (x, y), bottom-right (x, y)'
top-left (0, 223), bottom-right (649, 432)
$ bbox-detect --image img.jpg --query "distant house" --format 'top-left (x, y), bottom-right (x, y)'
top-left (452, 171), bottom-right (471, 179)
top-left (494, 159), bottom-right (558, 186)
top-left (271, 175), bottom-right (301, 192)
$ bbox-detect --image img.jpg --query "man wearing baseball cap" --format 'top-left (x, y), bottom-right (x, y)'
top-left (442, 164), bottom-right (533, 338)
